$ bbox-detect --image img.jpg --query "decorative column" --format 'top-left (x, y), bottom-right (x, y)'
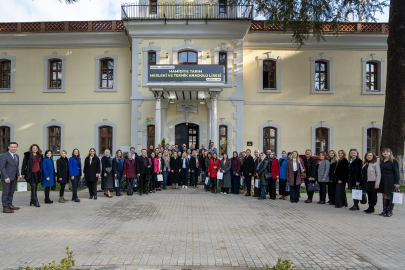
top-left (161, 99), bottom-right (169, 143)
top-left (209, 90), bottom-right (220, 149)
top-left (206, 100), bottom-right (212, 144)
top-left (152, 89), bottom-right (164, 148)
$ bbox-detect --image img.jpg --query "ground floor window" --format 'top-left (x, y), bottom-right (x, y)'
top-left (263, 127), bottom-right (277, 154)
top-left (0, 126), bottom-right (10, 154)
top-left (315, 128), bottom-right (328, 155)
top-left (99, 126), bottom-right (113, 153)
top-left (147, 125), bottom-right (155, 148)
top-left (219, 125), bottom-right (227, 156)
top-left (367, 128), bottom-right (379, 155)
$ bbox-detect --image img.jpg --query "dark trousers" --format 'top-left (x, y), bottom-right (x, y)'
top-left (268, 179), bottom-right (277, 199)
top-left (231, 174), bottom-right (240, 194)
top-left (246, 175), bottom-right (252, 195)
top-left (44, 187), bottom-right (51, 201)
top-left (181, 169), bottom-right (189, 186)
top-left (150, 173), bottom-right (157, 191)
top-left (319, 182), bottom-right (327, 202)
top-left (139, 174), bottom-right (148, 194)
top-left (127, 178), bottom-right (134, 195)
top-left (279, 179), bottom-right (289, 196)
top-left (328, 181), bottom-right (336, 204)
top-left (290, 171), bottom-right (300, 202)
top-left (115, 170), bottom-right (122, 194)
top-left (60, 183), bottom-right (66, 197)
top-left (210, 177), bottom-right (217, 190)
top-left (367, 191), bottom-right (378, 208)
top-left (221, 187), bottom-right (229, 193)
top-left (71, 176), bottom-right (79, 200)
top-left (190, 171), bottom-right (196, 186)
top-left (304, 178), bottom-right (314, 200)
top-left (88, 181), bottom-right (97, 197)
top-left (1, 179), bottom-right (17, 209)
top-left (335, 182), bottom-right (348, 207)
top-left (261, 184), bottom-right (267, 198)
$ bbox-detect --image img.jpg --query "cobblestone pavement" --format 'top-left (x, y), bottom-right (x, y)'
top-left (0, 186), bottom-right (404, 270)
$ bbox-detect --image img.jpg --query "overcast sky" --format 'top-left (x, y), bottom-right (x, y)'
top-left (0, 0), bottom-right (390, 22)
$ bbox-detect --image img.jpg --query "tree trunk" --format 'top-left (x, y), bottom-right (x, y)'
top-left (381, 0), bottom-right (405, 185)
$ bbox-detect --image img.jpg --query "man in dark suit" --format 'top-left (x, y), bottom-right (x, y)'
top-left (303, 149), bottom-right (317, 203)
top-left (0, 142), bottom-right (21, 213)
top-left (126, 147), bottom-right (139, 160)
top-left (208, 142), bottom-right (218, 155)
top-left (242, 149), bottom-right (254, 196)
top-left (136, 149), bottom-right (149, 196)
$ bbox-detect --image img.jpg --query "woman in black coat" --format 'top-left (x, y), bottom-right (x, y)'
top-left (378, 148), bottom-right (400, 217)
top-left (21, 144), bottom-right (43, 207)
top-left (256, 153), bottom-right (269, 200)
top-left (170, 151), bottom-right (181, 189)
top-left (328, 150), bottom-right (338, 205)
top-left (84, 148), bottom-right (100, 200)
top-left (101, 149), bottom-right (114, 198)
top-left (56, 150), bottom-right (69, 203)
top-left (334, 150), bottom-right (349, 208)
top-left (348, 149), bottom-right (363, 211)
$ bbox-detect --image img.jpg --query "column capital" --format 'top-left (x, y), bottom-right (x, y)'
top-left (152, 89), bottom-right (164, 99)
top-left (209, 91), bottom-right (221, 101)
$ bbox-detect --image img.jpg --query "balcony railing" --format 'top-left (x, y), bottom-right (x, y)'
top-left (121, 3), bottom-right (254, 20)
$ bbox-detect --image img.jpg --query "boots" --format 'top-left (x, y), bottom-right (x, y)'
top-left (44, 189), bottom-right (53, 204)
top-left (32, 186), bottom-right (40, 207)
top-left (349, 200), bottom-right (360, 211)
top-left (29, 187), bottom-right (36, 206)
top-left (379, 199), bottom-right (389, 216)
top-left (58, 197), bottom-right (65, 203)
top-left (364, 203), bottom-right (375, 214)
top-left (385, 202), bottom-right (394, 217)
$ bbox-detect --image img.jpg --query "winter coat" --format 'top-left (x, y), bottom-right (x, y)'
top-left (56, 156), bottom-right (69, 184)
top-left (218, 160), bottom-right (231, 188)
top-left (84, 156), bottom-right (100, 182)
top-left (112, 157), bottom-right (123, 172)
top-left (317, 159), bottom-right (330, 182)
top-left (257, 159), bottom-right (269, 186)
top-left (268, 158), bottom-right (280, 180)
top-left (329, 161), bottom-right (337, 183)
top-left (231, 158), bottom-right (241, 174)
top-left (123, 159), bottom-right (137, 178)
top-left (190, 156), bottom-right (198, 172)
top-left (286, 159), bottom-right (305, 186)
top-left (278, 157), bottom-right (289, 180)
top-left (334, 158), bottom-right (349, 184)
top-left (208, 158), bottom-right (221, 178)
top-left (242, 155), bottom-right (254, 177)
top-left (170, 157), bottom-right (181, 184)
top-left (348, 157), bottom-right (363, 189)
top-left (149, 158), bottom-right (159, 173)
top-left (303, 157), bottom-right (317, 180)
top-left (136, 156), bottom-right (149, 175)
top-left (68, 156), bottom-right (82, 177)
top-left (21, 151), bottom-right (43, 181)
top-left (41, 158), bottom-right (56, 187)
top-left (379, 159), bottom-right (400, 194)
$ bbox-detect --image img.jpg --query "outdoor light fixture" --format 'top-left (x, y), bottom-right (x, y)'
top-left (169, 98), bottom-right (175, 104)
top-left (166, 53), bottom-right (169, 58)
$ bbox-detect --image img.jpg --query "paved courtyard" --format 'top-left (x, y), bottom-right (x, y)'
top-left (0, 186), bottom-right (404, 270)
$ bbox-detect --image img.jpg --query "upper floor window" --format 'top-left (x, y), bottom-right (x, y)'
top-left (150, 0), bottom-right (157, 14)
top-left (0, 126), bottom-right (10, 154)
top-left (315, 61), bottom-right (327, 90)
top-left (367, 128), bottom-right (380, 155)
top-left (219, 52), bottom-right (227, 83)
top-left (148, 52), bottom-right (156, 65)
top-left (263, 60), bottom-right (276, 89)
top-left (99, 126), bottom-right (113, 154)
top-left (49, 60), bottom-right (62, 89)
top-left (219, 0), bottom-right (227, 14)
top-left (100, 59), bottom-right (114, 89)
top-left (263, 127), bottom-right (277, 154)
top-left (48, 126), bottom-right (61, 155)
top-left (178, 50), bottom-right (197, 65)
top-left (219, 125), bottom-right (227, 156)
top-left (1, 61), bottom-right (11, 89)
top-left (147, 125), bottom-right (155, 147)
top-left (315, 128), bottom-right (328, 155)
top-left (366, 62), bottom-right (378, 91)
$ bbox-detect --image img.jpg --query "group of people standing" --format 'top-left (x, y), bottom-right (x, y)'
top-left (0, 141), bottom-right (401, 218)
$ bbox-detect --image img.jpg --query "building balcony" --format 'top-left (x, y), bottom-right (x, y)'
top-left (121, 3), bottom-right (254, 21)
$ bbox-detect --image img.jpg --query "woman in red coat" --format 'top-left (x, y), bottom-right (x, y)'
top-left (208, 153), bottom-right (221, 194)
top-left (267, 152), bottom-right (280, 200)
top-left (123, 152), bottom-right (137, 196)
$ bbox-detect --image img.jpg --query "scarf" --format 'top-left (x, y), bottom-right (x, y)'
top-left (73, 155), bottom-right (81, 168)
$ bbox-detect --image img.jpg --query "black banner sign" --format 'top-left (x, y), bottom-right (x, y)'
top-left (148, 65), bottom-right (225, 82)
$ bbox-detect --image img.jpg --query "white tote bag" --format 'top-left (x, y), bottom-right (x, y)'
top-left (240, 177), bottom-right (245, 186)
top-left (352, 189), bottom-right (363, 200)
top-left (391, 191), bottom-right (403, 204)
top-left (255, 179), bottom-right (261, 188)
top-left (114, 179), bottom-right (119, 187)
top-left (217, 172), bottom-right (223, 180)
top-left (17, 182), bottom-right (27, 192)
top-left (157, 174), bottom-right (163, 182)
top-left (205, 177), bottom-right (210, 185)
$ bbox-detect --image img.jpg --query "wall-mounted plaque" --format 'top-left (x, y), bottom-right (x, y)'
top-left (247, 141), bottom-right (253, 146)
top-left (177, 102), bottom-right (198, 113)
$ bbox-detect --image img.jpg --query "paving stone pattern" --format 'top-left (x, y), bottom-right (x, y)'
top-left (0, 187), bottom-right (403, 270)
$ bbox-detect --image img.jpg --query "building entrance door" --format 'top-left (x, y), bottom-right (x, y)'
top-left (175, 123), bottom-right (199, 148)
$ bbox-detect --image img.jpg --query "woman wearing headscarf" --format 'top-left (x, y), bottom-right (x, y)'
top-left (334, 150), bottom-right (349, 208)
top-left (267, 151), bottom-right (280, 200)
top-left (378, 148), bottom-right (400, 217)
top-left (123, 152), bottom-right (137, 196)
top-left (278, 151), bottom-right (289, 200)
top-left (112, 150), bottom-right (124, 196)
top-left (218, 153), bottom-right (231, 194)
top-left (231, 151), bottom-right (241, 194)
top-left (256, 152), bottom-right (269, 200)
top-left (208, 153), bottom-right (220, 194)
top-left (101, 149), bottom-right (114, 198)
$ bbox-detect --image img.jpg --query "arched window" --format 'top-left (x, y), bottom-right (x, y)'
top-left (148, 52), bottom-right (156, 65)
top-left (99, 126), bottom-right (113, 153)
top-left (367, 128), bottom-right (380, 155)
top-left (366, 62), bottom-right (378, 91)
top-left (263, 127), bottom-right (277, 154)
top-left (315, 128), bottom-right (328, 155)
top-left (219, 125), bottom-right (227, 156)
top-left (1, 60), bottom-right (11, 89)
top-left (315, 61), bottom-right (327, 90)
top-left (49, 59), bottom-right (62, 89)
top-left (178, 50), bottom-right (197, 65)
top-left (48, 126), bottom-right (61, 155)
top-left (263, 60), bottom-right (276, 89)
top-left (219, 52), bottom-right (227, 83)
top-left (100, 58), bottom-right (114, 88)
top-left (147, 125), bottom-right (155, 148)
top-left (0, 126), bottom-right (10, 154)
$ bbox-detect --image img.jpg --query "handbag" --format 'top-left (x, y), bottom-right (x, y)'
top-left (205, 177), bottom-right (210, 185)
top-left (391, 188), bottom-right (403, 204)
top-left (240, 177), bottom-right (245, 186)
top-left (133, 179), bottom-right (136, 187)
top-left (105, 167), bottom-right (112, 172)
top-left (255, 179), bottom-right (261, 188)
top-left (217, 172), bottom-right (223, 180)
top-left (157, 174), bottom-right (163, 182)
top-left (307, 181), bottom-right (320, 192)
top-left (352, 188), bottom-right (363, 200)
top-left (300, 163), bottom-right (306, 179)
top-left (17, 182), bottom-right (27, 192)
top-left (285, 182), bottom-right (290, 192)
top-left (265, 172), bottom-right (273, 180)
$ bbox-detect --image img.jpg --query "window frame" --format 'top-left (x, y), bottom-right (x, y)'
top-left (263, 127), bottom-right (277, 154)
top-left (219, 0), bottom-right (227, 14)
top-left (315, 127), bottom-right (329, 155)
top-left (219, 52), bottom-right (227, 83)
top-left (43, 53), bottom-right (66, 93)
top-left (150, 0), bottom-right (157, 14)
top-left (99, 125), bottom-right (113, 154)
top-left (0, 53), bottom-right (15, 93)
top-left (310, 53), bottom-right (334, 94)
top-left (100, 58), bottom-right (114, 89)
top-left (219, 125), bottom-right (228, 156)
top-left (257, 53), bottom-right (282, 93)
top-left (94, 52), bottom-right (118, 92)
top-left (48, 126), bottom-right (61, 155)
top-left (263, 60), bottom-right (276, 89)
top-left (314, 61), bottom-right (328, 91)
top-left (365, 61), bottom-right (378, 92)
top-left (49, 59), bottom-right (62, 89)
top-left (0, 126), bottom-right (10, 154)
top-left (148, 51), bottom-right (156, 65)
top-left (147, 124), bottom-right (155, 148)
top-left (361, 54), bottom-right (385, 95)
top-left (0, 60), bottom-right (11, 89)
top-left (367, 128), bottom-right (380, 156)
top-left (178, 50), bottom-right (198, 65)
